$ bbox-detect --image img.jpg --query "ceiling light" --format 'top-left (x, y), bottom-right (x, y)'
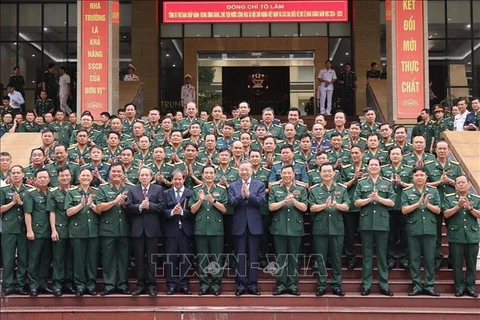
top-left (166, 53), bottom-right (170, 57)
top-left (44, 27), bottom-right (48, 31)
top-left (345, 52), bottom-right (349, 55)
top-left (32, 54), bottom-right (35, 57)
top-left (466, 24), bottom-right (471, 29)
top-left (172, 64), bottom-right (176, 67)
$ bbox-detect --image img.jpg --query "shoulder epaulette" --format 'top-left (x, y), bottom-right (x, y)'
top-left (193, 184), bottom-right (202, 189)
top-left (296, 181), bottom-right (308, 188)
top-left (231, 167), bottom-right (238, 171)
top-left (326, 129), bottom-right (334, 133)
top-left (28, 187), bottom-right (36, 192)
top-left (68, 186), bottom-right (78, 190)
top-left (270, 180), bottom-right (282, 186)
top-left (91, 187), bottom-right (98, 191)
top-left (125, 182), bottom-right (135, 186)
top-left (100, 182), bottom-right (109, 186)
top-left (263, 168), bottom-right (271, 172)
top-left (471, 194), bottom-right (480, 199)
top-left (357, 177), bottom-right (367, 181)
top-left (338, 183), bottom-right (347, 188)
top-left (404, 164), bottom-right (413, 168)
top-left (49, 187), bottom-right (58, 191)
top-left (342, 135), bottom-right (349, 140)
top-left (403, 185), bottom-right (413, 190)
top-left (424, 160), bottom-right (434, 165)
top-left (450, 160), bottom-right (459, 165)
top-left (341, 164), bottom-right (352, 169)
top-left (273, 161), bottom-right (282, 165)
top-left (307, 169), bottom-right (316, 173)
top-left (67, 145), bottom-right (76, 150)
top-left (381, 164), bottom-right (389, 167)
top-left (24, 184), bottom-right (33, 189)
top-left (445, 192), bottom-right (456, 197)
top-left (217, 184), bottom-right (226, 189)
top-left (310, 183), bottom-right (320, 189)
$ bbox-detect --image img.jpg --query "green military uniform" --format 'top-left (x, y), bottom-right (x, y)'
top-left (196, 150), bottom-right (219, 166)
top-left (432, 118), bottom-right (453, 149)
top-left (95, 182), bottom-right (131, 291)
top-left (268, 161), bottom-right (309, 184)
top-left (145, 122), bottom-right (163, 137)
top-left (308, 169), bottom-right (341, 186)
top-left (260, 153), bottom-right (282, 169)
top-left (363, 149), bottom-right (389, 165)
top-left (340, 163), bottom-right (365, 267)
top-left (276, 139), bottom-right (300, 152)
top-left (354, 176), bottom-right (395, 291)
top-left (232, 117), bottom-right (258, 131)
top-left (151, 161), bottom-right (174, 188)
top-left (122, 165), bottom-right (139, 185)
top-left (360, 122), bottom-right (380, 139)
top-left (294, 151), bottom-right (317, 172)
top-left (264, 123), bottom-right (284, 139)
top-left (0, 184), bottom-right (29, 293)
top-left (18, 121), bottom-right (40, 133)
top-left (121, 119), bottom-right (136, 135)
top-left (23, 187), bottom-right (53, 291)
top-left (425, 159), bottom-right (462, 268)
top-left (401, 185), bottom-right (440, 292)
top-left (268, 182), bottom-right (308, 291)
top-left (49, 121), bottom-right (73, 146)
top-left (182, 138), bottom-right (205, 150)
top-left (45, 187), bottom-right (73, 291)
top-left (443, 193), bottom-right (480, 294)
top-left (24, 165), bottom-right (44, 183)
top-left (68, 145), bottom-right (91, 165)
top-left (188, 183), bottom-right (228, 292)
top-left (35, 99), bottom-right (54, 116)
top-left (412, 120), bottom-right (435, 151)
top-left (379, 139), bottom-right (395, 152)
top-left (81, 162), bottom-right (110, 187)
top-left (164, 144), bottom-right (185, 162)
top-left (202, 121), bottom-right (224, 136)
top-left (174, 161), bottom-right (204, 189)
top-left (43, 70), bottom-right (57, 100)
top-left (282, 122), bottom-right (307, 140)
top-left (308, 182), bottom-right (351, 290)
top-left (70, 128), bottom-right (105, 147)
top-left (133, 152), bottom-right (154, 167)
top-left (402, 152), bottom-right (435, 168)
top-left (380, 164), bottom-right (413, 267)
top-left (65, 186), bottom-right (99, 291)
top-left (178, 117), bottom-right (205, 133)
top-left (96, 123), bottom-right (112, 135)
top-left (102, 147), bottom-right (122, 164)
top-left (252, 166), bottom-right (271, 266)
top-left (216, 136), bottom-right (238, 150)
top-left (327, 148), bottom-right (352, 167)
top-left (342, 136), bottom-right (367, 150)
top-left (325, 128), bottom-right (350, 140)
top-left (45, 161), bottom-right (80, 187)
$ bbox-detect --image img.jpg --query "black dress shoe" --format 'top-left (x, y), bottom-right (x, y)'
top-left (132, 288), bottom-right (146, 296)
top-left (39, 287), bottom-right (53, 294)
top-left (198, 288), bottom-right (208, 296)
top-left (423, 289), bottom-right (440, 297)
top-left (289, 288), bottom-right (300, 296)
top-left (53, 289), bottom-right (63, 297)
top-left (380, 288), bottom-right (394, 297)
top-left (408, 289), bottom-right (422, 296)
top-left (212, 289), bottom-right (221, 296)
top-left (399, 262), bottom-right (409, 270)
top-left (387, 261), bottom-right (396, 270)
top-left (148, 288), bottom-right (157, 297)
top-left (464, 290), bottom-right (478, 298)
top-left (273, 288), bottom-right (287, 296)
top-left (63, 287), bottom-right (76, 294)
top-left (179, 287), bottom-right (191, 295)
top-left (15, 288), bottom-right (29, 295)
top-left (361, 288), bottom-right (370, 296)
top-left (2, 289), bottom-right (15, 296)
top-left (86, 289), bottom-right (97, 296)
top-left (455, 291), bottom-right (465, 297)
top-left (30, 289), bottom-right (39, 297)
top-left (248, 288), bottom-right (261, 296)
top-left (76, 289), bottom-right (85, 297)
top-left (117, 288), bottom-right (130, 295)
top-left (101, 289), bottom-right (115, 296)
top-left (316, 288), bottom-right (327, 296)
top-left (166, 287), bottom-right (176, 295)
top-left (235, 289), bottom-right (246, 296)
top-left (347, 263), bottom-right (355, 270)
top-left (332, 288), bottom-right (345, 296)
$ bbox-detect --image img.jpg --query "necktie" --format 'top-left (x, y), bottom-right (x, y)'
top-left (176, 189), bottom-right (182, 203)
top-left (143, 188), bottom-right (148, 199)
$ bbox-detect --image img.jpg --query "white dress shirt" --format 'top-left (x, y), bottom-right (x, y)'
top-left (454, 110), bottom-right (470, 131)
top-left (58, 73), bottom-right (71, 96)
top-left (181, 84), bottom-right (196, 107)
top-left (8, 90), bottom-right (25, 109)
top-left (172, 186), bottom-right (185, 216)
top-left (317, 68), bottom-right (337, 90)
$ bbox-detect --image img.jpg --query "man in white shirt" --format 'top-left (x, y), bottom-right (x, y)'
top-left (181, 74), bottom-right (196, 115)
top-left (453, 97), bottom-right (469, 131)
top-left (317, 60), bottom-right (337, 115)
top-left (6, 83), bottom-right (24, 115)
top-left (124, 64), bottom-right (140, 81)
top-left (58, 66), bottom-right (72, 114)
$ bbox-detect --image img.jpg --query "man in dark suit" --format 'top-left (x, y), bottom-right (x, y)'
top-left (163, 170), bottom-right (194, 295)
top-left (228, 160), bottom-right (266, 296)
top-left (126, 166), bottom-right (165, 296)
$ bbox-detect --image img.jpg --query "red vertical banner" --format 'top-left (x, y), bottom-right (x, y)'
top-left (81, 1), bottom-right (109, 118)
top-left (395, 0), bottom-right (424, 119)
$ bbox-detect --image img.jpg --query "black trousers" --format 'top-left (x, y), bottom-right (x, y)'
top-left (234, 230), bottom-right (260, 291)
top-left (341, 88), bottom-right (355, 115)
top-left (131, 233), bottom-right (158, 289)
top-left (163, 230), bottom-right (192, 289)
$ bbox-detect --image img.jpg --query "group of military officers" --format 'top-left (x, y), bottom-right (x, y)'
top-left (0, 101), bottom-right (479, 298)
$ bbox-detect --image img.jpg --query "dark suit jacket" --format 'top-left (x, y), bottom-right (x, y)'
top-left (228, 178), bottom-right (266, 236)
top-left (163, 187), bottom-right (194, 237)
top-left (126, 183), bottom-right (165, 238)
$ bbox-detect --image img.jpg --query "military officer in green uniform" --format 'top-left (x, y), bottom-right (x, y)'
top-left (401, 167), bottom-right (441, 296)
top-left (443, 175), bottom-right (480, 298)
top-left (189, 165), bottom-right (228, 296)
top-left (82, 146), bottom-right (109, 187)
top-left (268, 145), bottom-right (309, 188)
top-left (46, 166), bottom-right (74, 296)
top-left (67, 130), bottom-right (92, 165)
top-left (294, 133), bottom-right (317, 171)
top-left (360, 108), bottom-right (380, 139)
top-left (150, 145), bottom-right (174, 189)
top-left (65, 168), bottom-right (100, 296)
top-left (425, 140), bottom-right (462, 269)
top-left (35, 90), bottom-right (55, 117)
top-left (18, 111), bottom-right (40, 133)
top-left (49, 110), bottom-right (72, 146)
top-left (354, 158), bottom-right (395, 296)
top-left (269, 165), bottom-right (308, 296)
top-left (431, 105), bottom-right (453, 153)
top-left (24, 168), bottom-right (53, 296)
top-left (308, 151), bottom-right (341, 186)
top-left (309, 163), bottom-right (351, 296)
top-left (120, 147), bottom-right (139, 185)
top-left (95, 163), bottom-right (132, 295)
top-left (411, 108), bottom-right (435, 152)
top-left (340, 144), bottom-right (366, 269)
top-left (103, 131), bottom-right (122, 164)
top-left (380, 146), bottom-right (413, 269)
top-left (196, 134), bottom-right (219, 166)
top-left (45, 144), bottom-right (80, 187)
top-left (24, 148), bottom-right (46, 185)
top-left (178, 102), bottom-right (205, 136)
top-left (402, 134), bottom-right (435, 168)
top-left (249, 149), bottom-right (271, 267)
top-left (174, 143), bottom-right (204, 189)
top-left (363, 133), bottom-right (389, 165)
top-left (392, 125), bottom-right (415, 155)
top-left (337, 63), bottom-right (357, 115)
top-left (69, 113), bottom-right (105, 147)
top-left (284, 108), bottom-right (308, 140)
top-left (0, 165), bottom-right (29, 295)
top-left (43, 63), bottom-right (57, 102)
top-left (327, 133), bottom-right (352, 170)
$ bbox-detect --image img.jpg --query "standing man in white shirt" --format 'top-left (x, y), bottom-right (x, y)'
top-left (181, 74), bottom-right (196, 115)
top-left (124, 64), bottom-right (140, 81)
top-left (453, 98), bottom-right (469, 131)
top-left (317, 60), bottom-right (337, 115)
top-left (6, 83), bottom-right (24, 115)
top-left (58, 67), bottom-right (72, 115)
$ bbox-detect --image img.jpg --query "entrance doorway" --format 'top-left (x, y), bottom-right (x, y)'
top-left (197, 51), bottom-right (315, 115)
